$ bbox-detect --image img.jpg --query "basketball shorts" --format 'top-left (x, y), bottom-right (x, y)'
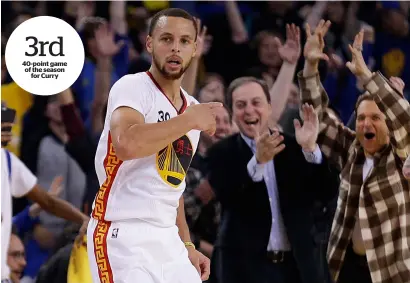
top-left (87, 218), bottom-right (202, 283)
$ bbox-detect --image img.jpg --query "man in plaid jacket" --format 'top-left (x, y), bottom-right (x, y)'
top-left (295, 20), bottom-right (410, 283)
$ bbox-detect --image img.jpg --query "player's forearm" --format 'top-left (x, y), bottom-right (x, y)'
top-left (117, 114), bottom-right (195, 160)
top-left (269, 61), bottom-right (297, 124)
top-left (176, 196), bottom-right (192, 243)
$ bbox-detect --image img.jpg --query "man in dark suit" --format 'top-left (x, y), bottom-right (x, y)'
top-left (206, 75), bottom-right (340, 283)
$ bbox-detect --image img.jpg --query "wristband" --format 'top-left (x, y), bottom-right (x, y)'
top-left (184, 241), bottom-right (196, 249)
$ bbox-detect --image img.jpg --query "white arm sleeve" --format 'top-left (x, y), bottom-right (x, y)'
top-left (9, 152), bottom-right (37, 198)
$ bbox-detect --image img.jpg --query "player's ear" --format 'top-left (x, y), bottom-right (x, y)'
top-left (146, 35), bottom-right (153, 54)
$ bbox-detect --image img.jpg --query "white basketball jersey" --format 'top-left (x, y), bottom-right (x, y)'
top-left (92, 71), bottom-right (200, 227)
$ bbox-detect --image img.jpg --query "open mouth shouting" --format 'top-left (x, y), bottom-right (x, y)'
top-left (364, 132), bottom-right (376, 140)
top-left (244, 118), bottom-right (259, 126)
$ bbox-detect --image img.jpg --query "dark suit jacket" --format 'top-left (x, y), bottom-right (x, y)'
top-left (206, 132), bottom-right (340, 283)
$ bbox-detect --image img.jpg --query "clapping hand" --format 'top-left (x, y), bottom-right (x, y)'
top-left (255, 129), bottom-right (286, 164)
top-left (294, 104), bottom-right (319, 152)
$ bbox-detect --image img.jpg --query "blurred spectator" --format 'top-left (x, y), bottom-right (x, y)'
top-left (373, 1), bottom-right (410, 98)
top-left (36, 224), bottom-right (82, 283)
top-left (1, 112), bottom-right (88, 283)
top-left (251, 2), bottom-right (304, 38)
top-left (278, 83), bottom-right (301, 136)
top-left (72, 1), bottom-right (129, 132)
top-left (195, 73), bottom-right (226, 104)
top-left (31, 96), bottom-right (86, 240)
top-left (127, 15), bottom-right (152, 74)
top-left (1, 29), bottom-right (34, 158)
top-left (247, 30), bottom-right (284, 86)
top-left (184, 104), bottom-right (233, 258)
top-left (7, 233), bottom-right (27, 283)
top-left (12, 177), bottom-right (64, 282)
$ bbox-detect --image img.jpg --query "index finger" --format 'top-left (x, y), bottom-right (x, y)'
top-left (305, 23), bottom-right (312, 38)
top-left (321, 20), bottom-right (331, 36)
top-left (315, 19), bottom-right (325, 34)
top-left (201, 258), bottom-right (211, 280)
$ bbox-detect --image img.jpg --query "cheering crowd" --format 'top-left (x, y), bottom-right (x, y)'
top-left (1, 1), bottom-right (410, 283)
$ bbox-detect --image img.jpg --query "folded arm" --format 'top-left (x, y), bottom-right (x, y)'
top-left (110, 107), bottom-right (194, 160)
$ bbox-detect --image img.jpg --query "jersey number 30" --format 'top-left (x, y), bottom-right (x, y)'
top-left (157, 111), bottom-right (171, 122)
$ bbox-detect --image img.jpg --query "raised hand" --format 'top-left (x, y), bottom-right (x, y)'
top-left (255, 131), bottom-right (286, 164)
top-left (294, 103), bottom-right (319, 151)
top-left (194, 17), bottom-right (212, 58)
top-left (95, 23), bottom-right (124, 58)
top-left (304, 20), bottom-right (331, 64)
top-left (346, 30), bottom-right (372, 81)
top-left (278, 23), bottom-right (301, 64)
top-left (49, 176), bottom-right (64, 197)
top-left (389, 76), bottom-right (405, 97)
top-left (184, 102), bottom-right (222, 136)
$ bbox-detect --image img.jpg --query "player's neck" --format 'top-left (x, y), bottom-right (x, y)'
top-left (149, 67), bottom-right (182, 102)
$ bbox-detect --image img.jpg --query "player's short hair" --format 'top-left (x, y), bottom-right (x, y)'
top-left (226, 77), bottom-right (271, 111)
top-left (148, 8), bottom-right (197, 41)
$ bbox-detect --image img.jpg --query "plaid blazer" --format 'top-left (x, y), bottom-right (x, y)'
top-left (298, 71), bottom-right (410, 283)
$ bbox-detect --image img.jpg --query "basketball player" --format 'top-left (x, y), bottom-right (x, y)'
top-left (87, 8), bottom-right (220, 283)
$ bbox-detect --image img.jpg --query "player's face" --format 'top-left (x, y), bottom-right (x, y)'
top-left (355, 100), bottom-right (389, 156)
top-left (147, 16), bottom-right (197, 80)
top-left (231, 82), bottom-right (271, 139)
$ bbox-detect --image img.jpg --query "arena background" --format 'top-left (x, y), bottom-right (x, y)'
top-left (1, 1), bottom-right (409, 283)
